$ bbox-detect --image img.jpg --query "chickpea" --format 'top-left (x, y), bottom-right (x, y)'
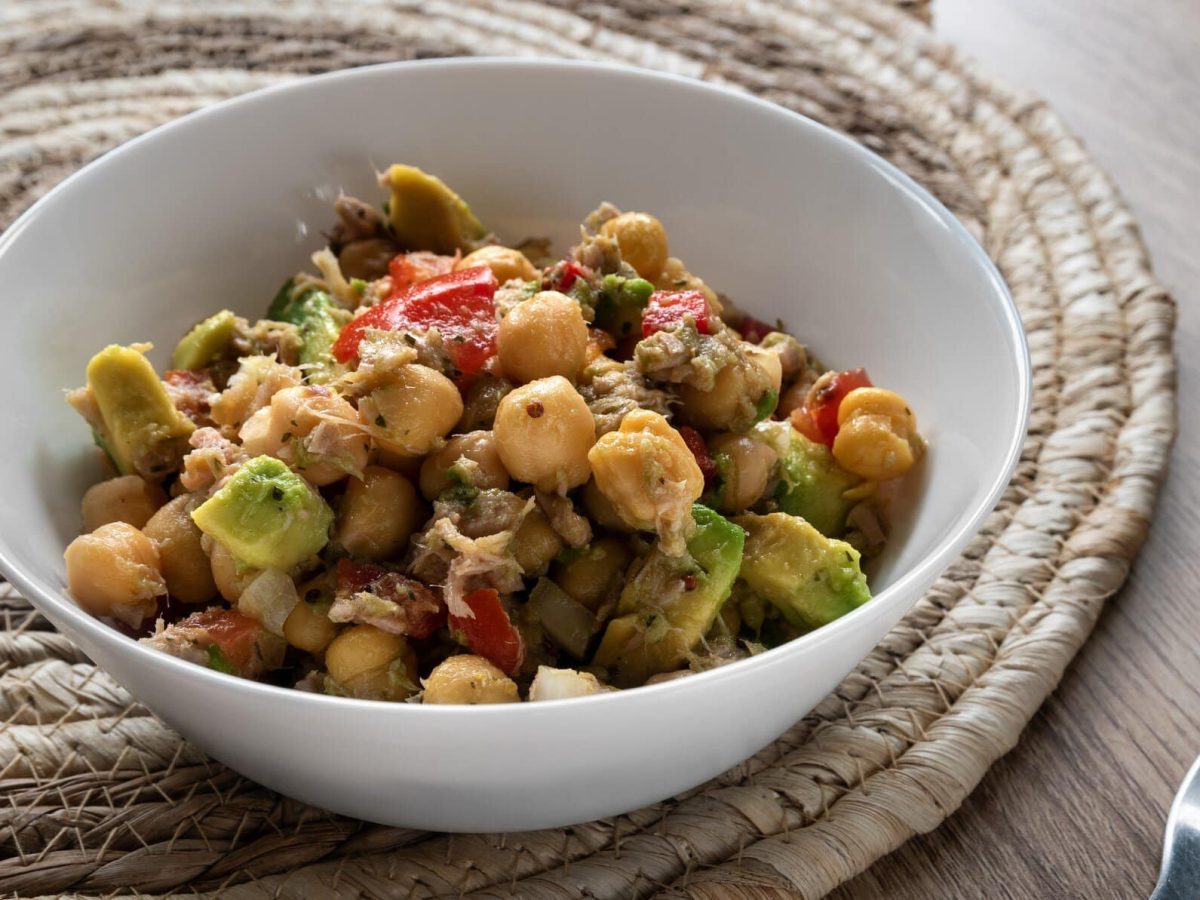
top-left (240, 385), bottom-right (370, 486)
top-left (600, 212), bottom-right (669, 280)
top-left (709, 433), bottom-right (778, 513)
top-left (777, 377), bottom-right (811, 419)
top-left (335, 466), bottom-right (425, 560)
top-left (457, 245), bottom-right (539, 285)
top-left (759, 332), bottom-right (806, 381)
top-left (745, 344), bottom-right (783, 396)
top-left (81, 475), bottom-right (166, 533)
top-left (585, 327), bottom-right (616, 363)
top-left (497, 291), bottom-right (589, 384)
top-left (553, 537), bottom-right (632, 611)
top-left (418, 431), bottom-right (509, 500)
top-left (142, 495), bottom-right (217, 603)
top-left (338, 237), bottom-right (397, 281)
top-left (493, 376), bottom-right (595, 493)
top-left (587, 409), bottom-right (703, 555)
top-left (209, 540), bottom-right (259, 603)
top-left (423, 654), bottom-right (519, 704)
top-left (325, 624), bottom-right (418, 701)
top-left (64, 522), bottom-right (164, 626)
top-left (512, 507), bottom-right (564, 576)
top-left (283, 577), bottom-right (338, 653)
top-left (359, 364), bottom-right (463, 458)
top-left (374, 448), bottom-right (423, 479)
top-left (679, 343), bottom-right (780, 432)
top-left (581, 478), bottom-right (632, 531)
top-left (832, 387), bottom-right (920, 481)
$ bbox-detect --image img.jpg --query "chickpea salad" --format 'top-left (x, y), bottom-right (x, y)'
top-left (62, 164), bottom-right (923, 704)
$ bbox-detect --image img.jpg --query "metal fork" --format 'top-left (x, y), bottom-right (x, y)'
top-left (1152, 756), bottom-right (1200, 899)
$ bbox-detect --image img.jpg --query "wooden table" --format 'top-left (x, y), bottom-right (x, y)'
top-left (834, 1), bottom-right (1200, 896)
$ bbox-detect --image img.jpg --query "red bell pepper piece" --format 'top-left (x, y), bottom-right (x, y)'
top-left (335, 559), bottom-right (446, 640)
top-left (332, 266), bottom-right (499, 376)
top-left (388, 251), bottom-right (459, 295)
top-left (544, 259), bottom-right (589, 292)
top-left (789, 407), bottom-right (826, 445)
top-left (796, 368), bottom-right (873, 446)
top-left (641, 290), bottom-right (711, 337)
top-left (448, 588), bottom-right (525, 676)
top-left (678, 425), bottom-right (718, 484)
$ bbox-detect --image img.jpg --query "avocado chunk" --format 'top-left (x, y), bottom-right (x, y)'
top-left (266, 286), bottom-right (348, 383)
top-left (380, 163), bottom-right (487, 254)
top-left (733, 512), bottom-right (870, 630)
top-left (191, 456), bottom-right (333, 570)
top-left (593, 504), bottom-right (744, 686)
top-left (80, 344), bottom-right (195, 479)
top-left (593, 274), bottom-right (654, 339)
top-left (172, 309), bottom-right (237, 370)
top-left (762, 423), bottom-right (862, 538)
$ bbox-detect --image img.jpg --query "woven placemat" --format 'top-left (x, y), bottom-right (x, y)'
top-left (0, 1), bottom-right (1177, 897)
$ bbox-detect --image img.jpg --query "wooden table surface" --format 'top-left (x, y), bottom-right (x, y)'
top-left (834, 1), bottom-right (1200, 897)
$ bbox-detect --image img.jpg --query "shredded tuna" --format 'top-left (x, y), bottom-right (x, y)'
top-left (180, 427), bottom-right (247, 493)
top-left (578, 359), bottom-right (672, 436)
top-left (331, 194), bottom-right (385, 245)
top-left (164, 370), bottom-right (217, 426)
top-left (458, 374), bottom-right (514, 432)
top-left (536, 492), bottom-right (592, 549)
top-left (635, 319), bottom-right (743, 391)
top-left (65, 385), bottom-right (102, 432)
top-left (141, 613), bottom-right (284, 678)
top-left (845, 501), bottom-right (888, 559)
top-left (209, 355), bottom-right (302, 430)
top-left (328, 586), bottom-right (441, 636)
top-left (311, 246), bottom-right (359, 308)
top-left (232, 318), bottom-right (303, 366)
top-left (409, 496), bottom-right (534, 617)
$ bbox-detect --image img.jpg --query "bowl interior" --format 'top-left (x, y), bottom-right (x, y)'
top-left (0, 59), bottom-right (1025, 684)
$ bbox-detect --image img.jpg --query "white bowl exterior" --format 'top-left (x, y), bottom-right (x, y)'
top-left (0, 60), bottom-right (1027, 831)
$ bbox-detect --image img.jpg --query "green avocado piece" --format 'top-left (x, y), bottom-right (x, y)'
top-left (380, 163), bottom-right (487, 254)
top-left (172, 309), bottom-right (237, 371)
top-left (593, 504), bottom-right (744, 687)
top-left (191, 456), bottom-right (333, 570)
top-left (83, 344), bottom-right (195, 479)
top-left (266, 286), bottom-right (348, 383)
top-left (733, 512), bottom-right (870, 629)
top-left (593, 274), bottom-right (654, 339)
top-left (765, 425), bottom-right (862, 538)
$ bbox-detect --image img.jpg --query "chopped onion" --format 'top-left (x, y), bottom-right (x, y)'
top-left (528, 666), bottom-right (604, 702)
top-left (237, 568), bottom-right (299, 636)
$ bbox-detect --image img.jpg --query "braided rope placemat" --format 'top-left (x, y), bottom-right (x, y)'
top-left (0, 1), bottom-right (1177, 897)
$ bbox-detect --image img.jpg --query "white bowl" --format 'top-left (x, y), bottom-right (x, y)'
top-left (0, 60), bottom-right (1028, 831)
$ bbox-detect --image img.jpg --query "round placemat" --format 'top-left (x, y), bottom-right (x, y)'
top-left (0, 1), bottom-right (1177, 897)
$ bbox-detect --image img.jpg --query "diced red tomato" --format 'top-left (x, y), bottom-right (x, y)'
top-left (789, 407), bottom-right (826, 445)
top-left (796, 368), bottom-right (873, 446)
top-left (544, 259), bottom-right (589, 292)
top-left (738, 314), bottom-right (776, 344)
top-left (332, 266), bottom-right (499, 376)
top-left (184, 608), bottom-right (263, 674)
top-left (678, 425), bottom-right (718, 484)
top-left (448, 588), bottom-right (525, 676)
top-left (387, 251), bottom-right (459, 294)
top-left (335, 559), bottom-right (446, 640)
top-left (641, 290), bottom-right (711, 337)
